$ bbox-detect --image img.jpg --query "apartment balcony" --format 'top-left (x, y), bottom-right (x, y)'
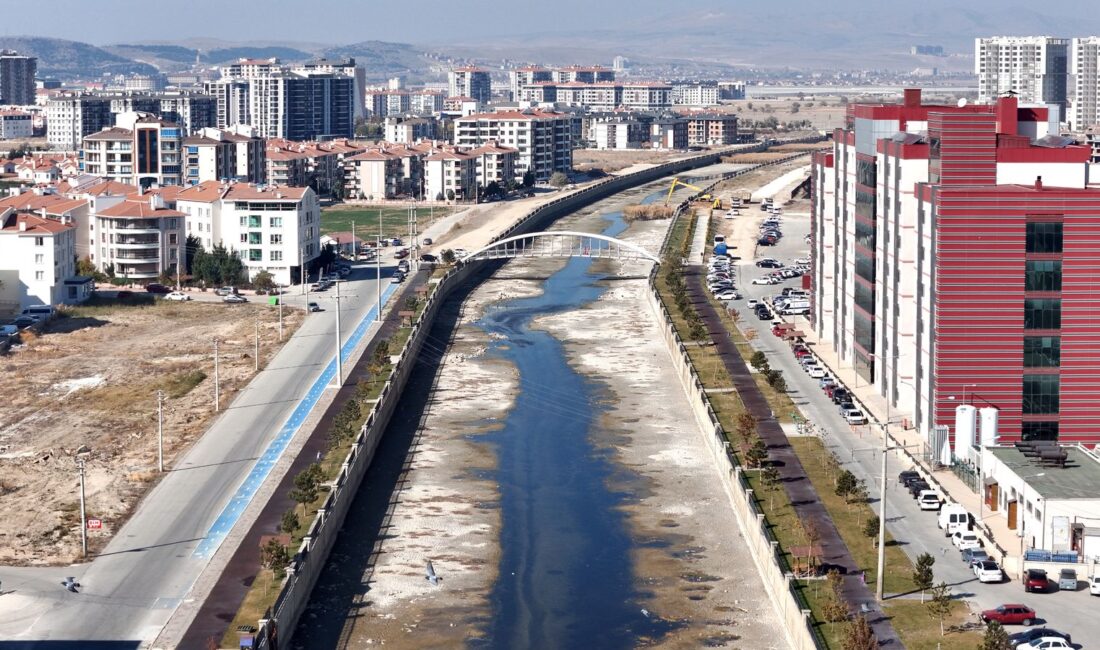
top-left (114, 234), bottom-right (160, 247)
top-left (111, 222), bottom-right (161, 233)
top-left (113, 249), bottom-right (160, 260)
top-left (116, 263), bottom-right (159, 279)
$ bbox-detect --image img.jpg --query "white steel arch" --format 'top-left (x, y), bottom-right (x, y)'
top-left (459, 231), bottom-right (661, 264)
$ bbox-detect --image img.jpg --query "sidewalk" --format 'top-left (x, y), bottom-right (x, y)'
top-left (687, 207), bottom-right (710, 266)
top-left (789, 315), bottom-right (1023, 575)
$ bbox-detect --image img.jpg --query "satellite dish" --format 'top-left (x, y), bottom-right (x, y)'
top-left (957, 98), bottom-right (968, 108)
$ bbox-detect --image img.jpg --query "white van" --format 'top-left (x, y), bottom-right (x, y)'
top-left (21, 305), bottom-right (54, 319)
top-left (937, 504), bottom-right (969, 536)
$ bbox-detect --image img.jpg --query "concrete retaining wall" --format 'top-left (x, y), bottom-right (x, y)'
top-left (252, 136), bottom-right (827, 648)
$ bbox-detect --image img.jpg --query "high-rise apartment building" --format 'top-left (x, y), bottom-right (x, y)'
top-left (81, 113), bottom-right (185, 189)
top-left (1070, 36), bottom-right (1100, 130)
top-left (976, 37), bottom-right (1069, 114)
top-left (291, 58), bottom-right (366, 119)
top-left (206, 58), bottom-right (355, 141)
top-left (448, 67), bottom-right (492, 104)
top-left (510, 66), bottom-right (553, 99)
top-left (47, 92), bottom-right (216, 149)
top-left (182, 126), bottom-right (266, 185)
top-left (0, 50), bottom-right (37, 106)
top-left (454, 109), bottom-right (572, 182)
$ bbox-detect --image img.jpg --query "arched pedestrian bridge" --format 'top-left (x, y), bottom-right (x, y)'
top-left (458, 231), bottom-right (661, 265)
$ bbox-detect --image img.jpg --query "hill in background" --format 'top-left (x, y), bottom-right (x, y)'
top-left (0, 36), bottom-right (158, 79)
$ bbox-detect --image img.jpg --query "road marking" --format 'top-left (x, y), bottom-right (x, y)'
top-left (192, 282), bottom-right (400, 559)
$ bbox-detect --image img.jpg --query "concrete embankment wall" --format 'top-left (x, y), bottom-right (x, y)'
top-left (252, 136), bottom-right (827, 648)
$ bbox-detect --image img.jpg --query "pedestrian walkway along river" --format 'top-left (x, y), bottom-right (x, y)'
top-left (294, 179), bottom-right (786, 649)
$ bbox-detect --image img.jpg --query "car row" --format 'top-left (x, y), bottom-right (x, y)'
top-left (707, 254), bottom-right (742, 301)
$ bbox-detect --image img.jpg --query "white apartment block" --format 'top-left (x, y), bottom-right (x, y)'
top-left (589, 119), bottom-right (647, 150)
top-left (423, 148), bottom-right (477, 201)
top-left (0, 210), bottom-right (79, 311)
top-left (454, 109), bottom-right (572, 182)
top-left (46, 93), bottom-right (113, 149)
top-left (343, 149), bottom-right (405, 200)
top-left (91, 193), bottom-right (184, 280)
top-left (183, 126), bottom-right (266, 185)
top-left (176, 181), bottom-right (320, 285)
top-left (448, 67), bottom-right (492, 104)
top-left (556, 83), bottom-right (619, 111)
top-left (468, 142), bottom-right (518, 187)
top-left (510, 66), bottom-right (552, 99)
top-left (621, 83), bottom-right (673, 111)
top-left (672, 82), bottom-right (720, 106)
top-left (384, 116), bottom-right (438, 143)
top-left (1070, 36), bottom-right (1100, 131)
top-left (0, 109), bottom-right (32, 139)
top-left (976, 36), bottom-right (1070, 112)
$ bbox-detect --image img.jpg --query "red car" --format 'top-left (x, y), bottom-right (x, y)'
top-left (980, 604), bottom-right (1037, 626)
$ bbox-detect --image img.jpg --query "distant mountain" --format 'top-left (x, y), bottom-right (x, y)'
top-left (204, 46), bottom-right (314, 64)
top-left (322, 40), bottom-right (437, 81)
top-left (0, 36), bottom-right (158, 79)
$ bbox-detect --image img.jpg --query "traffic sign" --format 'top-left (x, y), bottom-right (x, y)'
top-left (87, 518), bottom-right (102, 530)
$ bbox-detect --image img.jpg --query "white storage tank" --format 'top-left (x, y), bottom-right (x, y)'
top-left (979, 407), bottom-right (999, 449)
top-left (954, 405), bottom-right (976, 462)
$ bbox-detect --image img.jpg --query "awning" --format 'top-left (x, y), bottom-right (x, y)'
top-left (983, 476), bottom-right (999, 486)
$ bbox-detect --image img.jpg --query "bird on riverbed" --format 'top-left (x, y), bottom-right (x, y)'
top-left (426, 560), bottom-right (439, 585)
top-left (61, 577), bottom-right (81, 593)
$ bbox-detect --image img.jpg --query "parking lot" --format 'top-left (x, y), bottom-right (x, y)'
top-left (718, 197), bottom-right (1098, 644)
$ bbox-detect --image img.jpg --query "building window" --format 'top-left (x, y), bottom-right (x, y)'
top-left (1024, 260), bottom-right (1062, 291)
top-left (34, 236), bottom-right (44, 246)
top-left (249, 249), bottom-right (262, 261)
top-left (1024, 298), bottom-right (1060, 329)
top-left (1023, 336), bottom-right (1060, 367)
top-left (34, 254), bottom-right (44, 264)
top-left (240, 216), bottom-right (248, 228)
top-left (1022, 374), bottom-right (1059, 414)
top-left (240, 233), bottom-right (248, 244)
top-left (169, 233), bottom-right (178, 245)
top-left (35, 271), bottom-right (44, 280)
top-left (271, 250), bottom-right (282, 261)
top-left (248, 232), bottom-right (262, 245)
top-left (1026, 222), bottom-right (1063, 253)
top-left (249, 215), bottom-right (261, 228)
top-left (1021, 421), bottom-right (1059, 441)
top-left (270, 216), bottom-right (282, 228)
top-left (270, 234), bottom-right (282, 245)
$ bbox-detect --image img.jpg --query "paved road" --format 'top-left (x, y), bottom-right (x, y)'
top-left (735, 209), bottom-right (1097, 641)
top-left (0, 256), bottom-right (403, 647)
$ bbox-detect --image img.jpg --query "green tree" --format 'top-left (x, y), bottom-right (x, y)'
top-left (926, 582), bottom-right (952, 636)
top-left (260, 538), bottom-right (291, 578)
top-left (446, 189), bottom-right (455, 202)
top-left (843, 615), bottom-right (876, 650)
top-left (822, 569), bottom-right (849, 622)
top-left (750, 350), bottom-right (768, 369)
top-left (404, 295), bottom-right (419, 311)
top-left (441, 249), bottom-right (456, 265)
top-left (745, 436), bottom-right (768, 468)
top-left (981, 620), bottom-right (1011, 650)
top-left (549, 171), bottom-right (569, 189)
top-left (913, 552), bottom-right (935, 603)
top-left (252, 270), bottom-right (276, 293)
top-left (521, 170), bottom-right (535, 188)
top-left (863, 514), bottom-right (880, 547)
top-left (835, 469), bottom-right (858, 500)
top-left (790, 102), bottom-right (801, 114)
top-left (289, 463), bottom-right (324, 505)
top-left (735, 411), bottom-right (757, 440)
top-left (280, 509), bottom-right (300, 535)
top-left (688, 320), bottom-right (708, 341)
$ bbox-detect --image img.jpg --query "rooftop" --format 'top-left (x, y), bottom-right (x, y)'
top-left (988, 446), bottom-right (1100, 500)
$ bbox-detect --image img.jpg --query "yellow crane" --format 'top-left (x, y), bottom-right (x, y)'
top-left (665, 178), bottom-right (722, 208)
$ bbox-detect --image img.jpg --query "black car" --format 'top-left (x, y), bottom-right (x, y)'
top-left (756, 309), bottom-right (773, 320)
top-left (420, 254), bottom-right (438, 263)
top-left (1009, 628), bottom-right (1071, 646)
top-left (898, 470), bottom-right (921, 487)
top-left (907, 480), bottom-right (931, 497)
top-left (756, 259), bottom-right (783, 269)
top-left (831, 389), bottom-right (851, 404)
top-left (12, 315), bottom-right (38, 329)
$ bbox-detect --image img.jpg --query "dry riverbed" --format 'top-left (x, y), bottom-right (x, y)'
top-left (321, 180), bottom-right (786, 648)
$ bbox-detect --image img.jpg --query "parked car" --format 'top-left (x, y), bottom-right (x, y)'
top-left (844, 409), bottom-right (867, 425)
top-left (1057, 568), bottom-right (1078, 591)
top-left (898, 470), bottom-right (921, 486)
top-left (145, 282), bottom-right (171, 294)
top-left (1023, 569), bottom-right (1050, 593)
top-left (907, 479), bottom-right (931, 497)
top-left (756, 309), bottom-right (773, 320)
top-left (974, 560), bottom-right (1004, 583)
top-left (1009, 629), bottom-right (1072, 647)
top-left (310, 282), bottom-right (325, 291)
top-left (756, 259), bottom-right (782, 268)
top-left (215, 286), bottom-right (237, 296)
top-left (917, 490), bottom-right (942, 511)
top-left (223, 294), bottom-right (248, 304)
top-left (808, 367), bottom-right (826, 379)
top-left (420, 254), bottom-right (438, 263)
top-left (391, 272), bottom-right (405, 284)
top-left (1091, 575), bottom-right (1100, 595)
top-left (980, 604), bottom-right (1037, 626)
top-left (307, 302), bottom-right (321, 312)
top-left (394, 248), bottom-right (410, 259)
top-left (164, 291), bottom-right (191, 302)
top-left (715, 290), bottom-right (739, 301)
top-left (1014, 637), bottom-right (1071, 650)
top-left (962, 547), bottom-right (989, 567)
top-left (12, 315), bottom-right (38, 329)
top-left (422, 237), bottom-right (433, 246)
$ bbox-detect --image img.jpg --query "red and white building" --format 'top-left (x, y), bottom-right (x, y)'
top-left (811, 89), bottom-right (1100, 447)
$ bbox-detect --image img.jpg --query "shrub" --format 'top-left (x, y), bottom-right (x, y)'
top-left (280, 509), bottom-right (300, 534)
top-left (750, 350), bottom-right (768, 369)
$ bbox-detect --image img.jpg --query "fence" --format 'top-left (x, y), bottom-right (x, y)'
top-left (251, 135), bottom-right (828, 648)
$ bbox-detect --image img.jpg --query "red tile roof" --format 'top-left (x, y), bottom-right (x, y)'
top-left (97, 198), bottom-right (185, 219)
top-left (0, 212), bottom-right (74, 235)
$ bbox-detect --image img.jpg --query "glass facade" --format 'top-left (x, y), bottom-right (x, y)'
top-left (1023, 336), bottom-right (1060, 367)
top-left (1022, 421), bottom-right (1059, 441)
top-left (1024, 299), bottom-right (1061, 330)
top-left (855, 280), bottom-right (874, 314)
top-left (1024, 260), bottom-right (1062, 292)
top-left (855, 218), bottom-right (875, 250)
top-left (1026, 222), bottom-right (1063, 253)
top-left (1023, 375), bottom-right (1059, 414)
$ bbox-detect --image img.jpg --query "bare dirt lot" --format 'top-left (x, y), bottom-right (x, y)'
top-left (573, 149), bottom-right (687, 174)
top-left (0, 297), bottom-right (303, 565)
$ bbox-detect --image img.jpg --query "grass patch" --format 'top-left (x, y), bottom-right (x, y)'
top-left (321, 206), bottom-right (452, 239)
top-left (218, 568), bottom-right (284, 647)
top-left (882, 599), bottom-right (982, 649)
top-left (161, 370), bottom-right (207, 399)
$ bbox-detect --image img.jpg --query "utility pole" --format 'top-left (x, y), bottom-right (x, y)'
top-left (333, 280), bottom-right (343, 387)
top-left (278, 284), bottom-right (284, 341)
top-left (213, 338), bottom-right (220, 412)
top-left (254, 318), bottom-right (260, 372)
top-left (157, 390), bottom-right (165, 472)
top-left (176, 236), bottom-right (183, 291)
top-left (77, 459), bottom-right (87, 558)
top-left (300, 245), bottom-right (306, 295)
top-left (376, 207), bottom-right (382, 322)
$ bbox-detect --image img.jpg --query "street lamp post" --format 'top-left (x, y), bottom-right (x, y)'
top-left (77, 458), bottom-right (87, 558)
top-left (157, 389), bottom-right (165, 472)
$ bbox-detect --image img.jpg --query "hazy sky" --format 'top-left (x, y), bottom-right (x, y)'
top-left (5, 0), bottom-right (1100, 47)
